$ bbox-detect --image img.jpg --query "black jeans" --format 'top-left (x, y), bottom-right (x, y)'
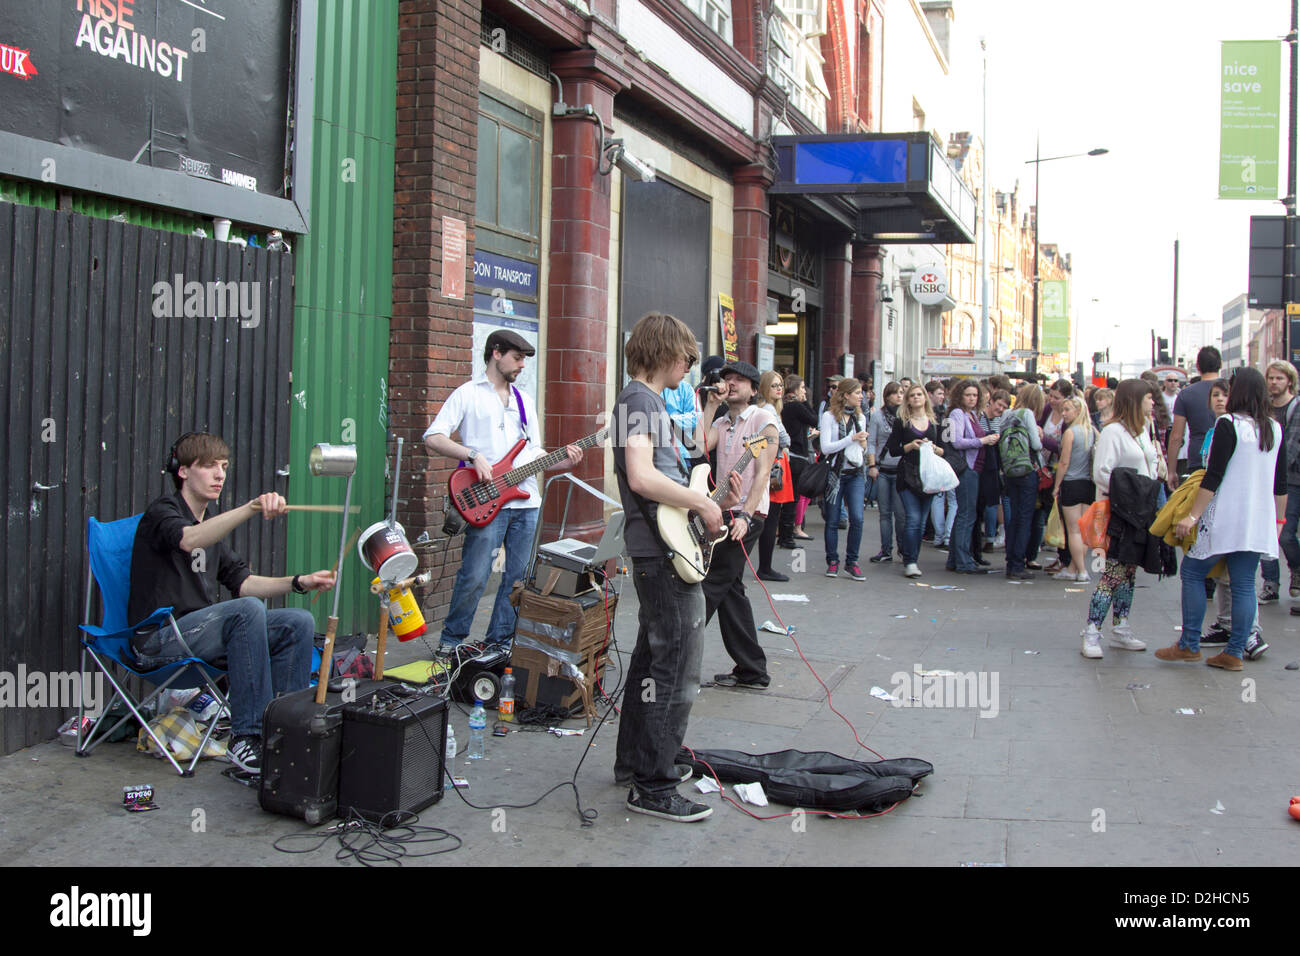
top-left (614, 556), bottom-right (705, 795)
top-left (702, 513), bottom-right (768, 682)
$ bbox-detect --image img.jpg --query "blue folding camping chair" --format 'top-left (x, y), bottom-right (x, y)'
top-left (77, 515), bottom-right (231, 776)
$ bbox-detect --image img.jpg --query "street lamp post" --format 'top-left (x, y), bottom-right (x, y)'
top-left (1026, 139), bottom-right (1108, 378)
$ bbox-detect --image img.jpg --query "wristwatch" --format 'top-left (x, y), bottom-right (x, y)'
top-left (466, 448), bottom-right (479, 462)
top-left (291, 574), bottom-right (307, 594)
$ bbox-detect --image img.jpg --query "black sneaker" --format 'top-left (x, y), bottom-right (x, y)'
top-left (626, 787), bottom-right (713, 822)
top-left (869, 551), bottom-right (892, 564)
top-left (711, 672), bottom-right (770, 689)
top-left (616, 765), bottom-right (693, 787)
top-left (1245, 632), bottom-right (1269, 660)
top-left (1200, 625), bottom-right (1230, 647)
top-left (228, 735), bottom-right (262, 774)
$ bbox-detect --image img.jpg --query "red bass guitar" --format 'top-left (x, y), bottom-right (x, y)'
top-left (448, 428), bottom-right (609, 527)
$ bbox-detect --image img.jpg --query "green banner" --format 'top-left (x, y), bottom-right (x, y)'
top-left (1041, 280), bottom-right (1070, 353)
top-left (1219, 40), bottom-right (1282, 199)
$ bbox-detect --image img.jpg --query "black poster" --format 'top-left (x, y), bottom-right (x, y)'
top-left (0, 0), bottom-right (293, 198)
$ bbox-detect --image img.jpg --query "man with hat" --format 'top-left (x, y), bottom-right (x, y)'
top-left (424, 329), bottom-right (584, 655)
top-left (700, 360), bottom-right (780, 688)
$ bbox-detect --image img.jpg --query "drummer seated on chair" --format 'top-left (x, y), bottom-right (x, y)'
top-left (128, 432), bottom-right (338, 775)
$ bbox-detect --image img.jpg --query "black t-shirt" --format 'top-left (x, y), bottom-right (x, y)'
top-left (128, 490), bottom-right (252, 623)
top-left (612, 381), bottom-right (688, 559)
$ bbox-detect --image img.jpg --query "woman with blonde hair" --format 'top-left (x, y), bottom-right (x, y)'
top-left (1051, 395), bottom-right (1097, 582)
top-left (819, 378), bottom-right (869, 579)
top-left (755, 370), bottom-right (793, 581)
top-left (885, 383), bottom-right (945, 578)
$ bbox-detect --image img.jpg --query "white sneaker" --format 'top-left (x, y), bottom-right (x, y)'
top-left (904, 563), bottom-right (922, 578)
top-left (1109, 619), bottom-right (1146, 651)
top-left (1053, 569), bottom-right (1077, 581)
top-left (1080, 623), bottom-right (1103, 659)
top-left (1075, 572), bottom-right (1091, 583)
top-left (993, 533), bottom-right (1005, 549)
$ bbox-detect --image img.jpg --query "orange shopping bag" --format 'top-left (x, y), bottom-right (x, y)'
top-left (1078, 498), bottom-right (1110, 552)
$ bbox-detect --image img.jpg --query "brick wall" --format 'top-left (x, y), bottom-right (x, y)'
top-left (391, 0), bottom-right (482, 624)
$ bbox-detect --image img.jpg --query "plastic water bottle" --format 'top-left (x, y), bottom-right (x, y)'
top-left (467, 699), bottom-right (486, 759)
top-left (498, 668), bottom-right (516, 723)
top-left (444, 724), bottom-right (457, 789)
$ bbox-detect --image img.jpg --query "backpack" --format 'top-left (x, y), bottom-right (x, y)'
top-left (999, 412), bottom-right (1035, 478)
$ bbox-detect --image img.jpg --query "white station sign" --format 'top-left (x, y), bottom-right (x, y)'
top-left (909, 263), bottom-right (949, 306)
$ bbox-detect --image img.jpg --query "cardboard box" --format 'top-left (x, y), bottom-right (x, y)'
top-left (509, 643), bottom-right (609, 721)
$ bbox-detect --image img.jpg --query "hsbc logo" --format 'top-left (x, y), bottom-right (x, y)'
top-left (909, 264), bottom-right (950, 306)
top-left (1, 44), bottom-right (38, 80)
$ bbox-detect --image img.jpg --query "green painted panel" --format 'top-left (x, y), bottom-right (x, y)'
top-left (285, 0), bottom-right (398, 635)
top-left (0, 176), bottom-right (204, 235)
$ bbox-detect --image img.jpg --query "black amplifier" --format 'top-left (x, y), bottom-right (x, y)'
top-left (338, 689), bottom-right (448, 826)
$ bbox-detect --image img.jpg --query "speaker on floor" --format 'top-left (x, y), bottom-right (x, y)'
top-left (338, 690), bottom-right (448, 826)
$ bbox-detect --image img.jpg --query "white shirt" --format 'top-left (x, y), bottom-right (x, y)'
top-left (1092, 422), bottom-right (1158, 494)
top-left (424, 375), bottom-right (543, 508)
top-left (1189, 415), bottom-right (1281, 560)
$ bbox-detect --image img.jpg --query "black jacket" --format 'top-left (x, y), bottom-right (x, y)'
top-left (1106, 467), bottom-right (1175, 576)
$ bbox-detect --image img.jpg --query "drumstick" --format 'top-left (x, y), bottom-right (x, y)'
top-left (250, 501), bottom-right (361, 513)
top-left (312, 526), bottom-right (364, 605)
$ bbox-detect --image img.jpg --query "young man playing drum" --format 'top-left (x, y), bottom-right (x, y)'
top-left (423, 329), bottom-right (583, 655)
top-left (129, 433), bottom-right (338, 774)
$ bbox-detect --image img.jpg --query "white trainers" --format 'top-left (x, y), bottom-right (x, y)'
top-left (1075, 572), bottom-right (1091, 583)
top-left (993, 533), bottom-right (1005, 549)
top-left (1109, 619), bottom-right (1146, 651)
top-left (904, 563), bottom-right (922, 578)
top-left (1080, 623), bottom-right (1103, 659)
top-left (1053, 569), bottom-right (1077, 581)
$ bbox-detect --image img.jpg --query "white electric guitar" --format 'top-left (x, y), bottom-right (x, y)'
top-left (656, 435), bottom-right (770, 584)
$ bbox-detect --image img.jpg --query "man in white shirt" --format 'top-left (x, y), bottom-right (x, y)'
top-left (424, 330), bottom-right (583, 654)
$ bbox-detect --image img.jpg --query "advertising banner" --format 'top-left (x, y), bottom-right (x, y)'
top-left (1040, 279), bottom-right (1070, 353)
top-left (718, 292), bottom-right (738, 363)
top-left (0, 0), bottom-right (293, 199)
top-left (1219, 40), bottom-right (1282, 199)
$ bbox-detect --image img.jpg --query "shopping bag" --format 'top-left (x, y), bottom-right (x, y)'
top-left (1078, 498), bottom-right (1110, 552)
top-left (919, 442), bottom-right (959, 494)
top-left (1044, 503), bottom-right (1066, 550)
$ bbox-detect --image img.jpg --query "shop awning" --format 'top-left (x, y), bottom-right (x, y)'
top-left (769, 132), bottom-right (977, 245)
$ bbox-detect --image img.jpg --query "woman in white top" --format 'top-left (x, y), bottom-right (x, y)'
top-left (819, 378), bottom-right (869, 580)
top-left (1080, 380), bottom-right (1158, 659)
top-left (1155, 368), bottom-right (1287, 670)
top-left (755, 370), bottom-right (791, 581)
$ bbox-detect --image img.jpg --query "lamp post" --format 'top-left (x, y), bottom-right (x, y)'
top-left (1026, 139), bottom-right (1108, 378)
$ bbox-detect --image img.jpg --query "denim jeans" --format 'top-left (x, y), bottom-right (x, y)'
top-left (876, 471), bottom-right (905, 553)
top-left (613, 556), bottom-right (704, 795)
top-left (1004, 473), bottom-right (1038, 573)
top-left (1179, 551), bottom-right (1260, 659)
top-left (440, 506), bottom-right (538, 647)
top-left (863, 472), bottom-right (878, 505)
top-left (1261, 483), bottom-right (1300, 584)
top-left (134, 597), bottom-right (314, 738)
top-left (898, 487), bottom-right (933, 564)
top-left (930, 488), bottom-right (957, 544)
top-left (947, 469), bottom-right (981, 571)
top-left (983, 504), bottom-right (999, 541)
top-left (825, 472), bottom-right (865, 566)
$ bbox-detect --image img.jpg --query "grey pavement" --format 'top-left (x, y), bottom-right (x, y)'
top-left (4, 507), bottom-right (1300, 867)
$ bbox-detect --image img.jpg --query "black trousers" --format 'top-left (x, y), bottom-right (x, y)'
top-left (702, 513), bottom-right (768, 682)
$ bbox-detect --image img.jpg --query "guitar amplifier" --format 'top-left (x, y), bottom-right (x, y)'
top-left (338, 690), bottom-right (448, 826)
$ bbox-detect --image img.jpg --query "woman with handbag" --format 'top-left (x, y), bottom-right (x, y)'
top-left (781, 375), bottom-right (819, 543)
top-left (1079, 380), bottom-right (1159, 659)
top-left (887, 384), bottom-right (945, 578)
top-left (755, 371), bottom-right (794, 581)
top-left (1051, 396), bottom-right (1097, 583)
top-left (946, 379), bottom-right (1000, 574)
top-left (819, 378), bottom-right (869, 580)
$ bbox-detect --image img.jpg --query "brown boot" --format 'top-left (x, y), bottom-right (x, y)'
top-left (1205, 651), bottom-right (1244, 671)
top-left (1154, 644), bottom-right (1203, 663)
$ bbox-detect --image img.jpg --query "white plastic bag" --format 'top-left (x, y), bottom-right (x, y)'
top-left (919, 441), bottom-right (959, 494)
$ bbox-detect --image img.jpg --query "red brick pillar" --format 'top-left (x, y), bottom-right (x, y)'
top-left (543, 50), bottom-right (629, 541)
top-left (851, 242), bottom-right (884, 377)
top-left (732, 164), bottom-right (773, 364)
top-left (821, 242), bottom-right (852, 383)
top-left (391, 0), bottom-right (481, 624)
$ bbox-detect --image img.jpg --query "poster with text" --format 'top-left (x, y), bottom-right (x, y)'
top-left (718, 292), bottom-right (738, 364)
top-left (1219, 40), bottom-right (1281, 200)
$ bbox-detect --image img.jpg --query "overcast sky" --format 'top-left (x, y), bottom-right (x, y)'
top-left (949, 0), bottom-right (1294, 367)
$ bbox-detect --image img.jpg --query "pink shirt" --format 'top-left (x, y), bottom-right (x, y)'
top-left (713, 404), bottom-right (777, 516)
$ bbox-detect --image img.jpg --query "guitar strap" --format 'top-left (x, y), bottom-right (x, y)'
top-left (458, 385), bottom-right (530, 467)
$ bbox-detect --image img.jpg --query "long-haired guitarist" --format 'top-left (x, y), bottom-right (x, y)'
top-left (612, 312), bottom-right (740, 823)
top-left (422, 329), bottom-right (583, 656)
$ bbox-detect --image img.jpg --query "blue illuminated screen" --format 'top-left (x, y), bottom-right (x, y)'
top-left (793, 140), bottom-right (909, 185)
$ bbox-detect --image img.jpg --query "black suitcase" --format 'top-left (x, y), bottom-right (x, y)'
top-left (259, 678), bottom-right (385, 825)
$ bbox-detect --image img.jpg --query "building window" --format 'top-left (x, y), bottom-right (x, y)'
top-left (683, 0), bottom-right (733, 43)
top-left (767, 7), bottom-right (829, 130)
top-left (476, 90), bottom-right (543, 260)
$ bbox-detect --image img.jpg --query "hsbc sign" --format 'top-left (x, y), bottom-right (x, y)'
top-left (909, 263), bottom-right (949, 306)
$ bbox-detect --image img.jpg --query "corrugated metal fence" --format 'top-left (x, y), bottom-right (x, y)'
top-left (0, 202), bottom-right (294, 755)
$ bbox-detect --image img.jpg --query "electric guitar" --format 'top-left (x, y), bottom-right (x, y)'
top-left (656, 435), bottom-right (770, 584)
top-left (448, 428), bottom-right (609, 527)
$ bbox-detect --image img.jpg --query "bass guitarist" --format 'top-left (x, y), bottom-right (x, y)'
top-left (423, 329), bottom-right (583, 656)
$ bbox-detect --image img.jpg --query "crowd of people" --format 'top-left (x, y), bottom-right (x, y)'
top-left (766, 345), bottom-right (1291, 671)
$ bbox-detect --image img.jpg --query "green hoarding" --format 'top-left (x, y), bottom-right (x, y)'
top-left (1219, 40), bottom-right (1282, 199)
top-left (1041, 279), bottom-right (1070, 353)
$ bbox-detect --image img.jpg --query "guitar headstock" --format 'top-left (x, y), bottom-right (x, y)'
top-left (743, 435), bottom-right (770, 456)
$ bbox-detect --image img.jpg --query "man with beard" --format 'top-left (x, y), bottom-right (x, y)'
top-left (424, 330), bottom-right (583, 654)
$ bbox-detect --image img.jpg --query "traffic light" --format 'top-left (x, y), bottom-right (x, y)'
top-left (1157, 337), bottom-right (1170, 365)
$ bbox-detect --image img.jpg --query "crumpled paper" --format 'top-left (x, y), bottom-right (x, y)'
top-left (733, 782), bottom-right (769, 806)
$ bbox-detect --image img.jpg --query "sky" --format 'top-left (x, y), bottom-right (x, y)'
top-left (948, 0), bottom-right (1295, 368)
